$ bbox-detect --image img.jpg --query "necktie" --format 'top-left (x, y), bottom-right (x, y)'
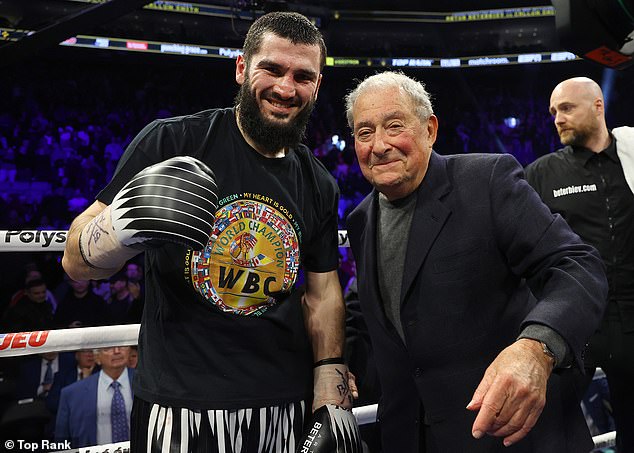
top-left (110, 381), bottom-right (128, 442)
top-left (43, 360), bottom-right (53, 385)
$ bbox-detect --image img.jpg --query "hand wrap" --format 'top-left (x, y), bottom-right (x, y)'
top-left (313, 361), bottom-right (353, 411)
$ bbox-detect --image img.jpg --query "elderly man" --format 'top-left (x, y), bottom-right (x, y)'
top-left (345, 71), bottom-right (608, 452)
top-left (526, 76), bottom-right (634, 452)
top-left (55, 346), bottom-right (134, 448)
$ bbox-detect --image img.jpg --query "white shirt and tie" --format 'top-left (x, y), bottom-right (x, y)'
top-left (96, 368), bottom-right (133, 445)
top-left (37, 356), bottom-right (59, 397)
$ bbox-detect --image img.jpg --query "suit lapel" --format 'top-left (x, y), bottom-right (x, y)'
top-left (87, 373), bottom-right (99, 444)
top-left (401, 152), bottom-right (452, 302)
top-left (353, 192), bottom-right (403, 340)
top-left (358, 193), bottom-right (388, 325)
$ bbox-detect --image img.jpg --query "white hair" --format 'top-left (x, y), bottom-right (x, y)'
top-left (344, 71), bottom-right (434, 129)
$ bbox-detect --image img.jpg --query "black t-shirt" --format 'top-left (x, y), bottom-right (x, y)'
top-left (525, 138), bottom-right (634, 301)
top-left (54, 291), bottom-right (104, 328)
top-left (98, 108), bottom-right (340, 409)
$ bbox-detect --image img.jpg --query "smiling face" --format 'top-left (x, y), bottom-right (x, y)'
top-left (352, 85), bottom-right (438, 200)
top-left (235, 33), bottom-right (322, 156)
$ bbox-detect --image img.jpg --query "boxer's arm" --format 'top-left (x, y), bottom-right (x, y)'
top-left (64, 156), bottom-right (218, 282)
top-left (303, 270), bottom-right (345, 361)
top-left (63, 200), bottom-right (123, 281)
top-left (303, 270), bottom-right (354, 410)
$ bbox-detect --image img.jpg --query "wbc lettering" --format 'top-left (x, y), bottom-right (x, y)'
top-left (217, 266), bottom-right (277, 294)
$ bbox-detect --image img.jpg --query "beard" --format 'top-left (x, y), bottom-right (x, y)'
top-left (235, 77), bottom-right (316, 155)
top-left (558, 122), bottom-right (596, 147)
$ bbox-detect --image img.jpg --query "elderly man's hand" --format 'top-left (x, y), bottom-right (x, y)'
top-left (466, 339), bottom-right (554, 447)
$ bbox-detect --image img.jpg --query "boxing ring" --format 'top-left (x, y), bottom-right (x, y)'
top-left (0, 230), bottom-right (616, 452)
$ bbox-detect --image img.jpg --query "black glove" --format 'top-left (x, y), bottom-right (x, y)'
top-left (297, 404), bottom-right (362, 453)
top-left (80, 156), bottom-right (218, 270)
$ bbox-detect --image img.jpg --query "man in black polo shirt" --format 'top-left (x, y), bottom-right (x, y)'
top-left (526, 76), bottom-right (634, 452)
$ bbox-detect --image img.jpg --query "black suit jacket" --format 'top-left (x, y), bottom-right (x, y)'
top-left (347, 152), bottom-right (608, 452)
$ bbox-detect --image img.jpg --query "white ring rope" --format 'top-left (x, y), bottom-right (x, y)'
top-left (47, 434), bottom-right (619, 453)
top-left (0, 230), bottom-right (68, 252)
top-left (0, 325), bottom-right (139, 357)
top-left (51, 441), bottom-right (129, 453)
top-left (51, 431), bottom-right (618, 453)
top-left (0, 230), bottom-right (351, 250)
top-left (0, 232), bottom-right (617, 449)
top-left (591, 431), bottom-right (618, 450)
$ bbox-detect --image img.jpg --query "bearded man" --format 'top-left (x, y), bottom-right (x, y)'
top-left (62, 12), bottom-right (359, 452)
top-left (526, 76), bottom-right (634, 452)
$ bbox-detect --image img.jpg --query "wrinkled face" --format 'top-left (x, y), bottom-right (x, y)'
top-left (550, 84), bottom-right (602, 148)
top-left (96, 346), bottom-right (130, 373)
top-left (235, 33), bottom-right (322, 154)
top-left (26, 284), bottom-right (48, 304)
top-left (352, 85), bottom-right (437, 200)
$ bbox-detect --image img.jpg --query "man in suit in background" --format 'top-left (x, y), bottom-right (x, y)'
top-left (345, 71), bottom-right (608, 452)
top-left (55, 346), bottom-right (133, 448)
top-left (16, 352), bottom-right (76, 400)
top-left (47, 349), bottom-right (99, 418)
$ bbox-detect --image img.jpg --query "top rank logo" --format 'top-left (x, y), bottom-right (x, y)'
top-left (189, 195), bottom-right (299, 316)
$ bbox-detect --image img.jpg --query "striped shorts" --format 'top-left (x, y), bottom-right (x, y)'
top-left (131, 397), bottom-right (307, 453)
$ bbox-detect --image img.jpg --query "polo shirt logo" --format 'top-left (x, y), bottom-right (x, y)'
top-left (553, 184), bottom-right (597, 198)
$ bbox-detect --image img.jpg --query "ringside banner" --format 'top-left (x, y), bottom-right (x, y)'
top-left (0, 325), bottom-right (140, 357)
top-left (0, 230), bottom-right (350, 251)
top-left (1, 230), bottom-right (67, 251)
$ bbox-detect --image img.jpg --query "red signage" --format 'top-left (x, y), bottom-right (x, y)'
top-left (0, 331), bottom-right (49, 350)
top-left (585, 46), bottom-right (632, 67)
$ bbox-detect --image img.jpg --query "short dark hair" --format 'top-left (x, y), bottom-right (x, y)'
top-left (26, 278), bottom-right (46, 290)
top-left (242, 12), bottom-right (327, 70)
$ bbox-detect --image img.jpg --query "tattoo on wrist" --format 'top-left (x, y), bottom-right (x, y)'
top-left (335, 367), bottom-right (351, 406)
top-left (78, 229), bottom-right (99, 269)
top-left (79, 213), bottom-right (111, 270)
